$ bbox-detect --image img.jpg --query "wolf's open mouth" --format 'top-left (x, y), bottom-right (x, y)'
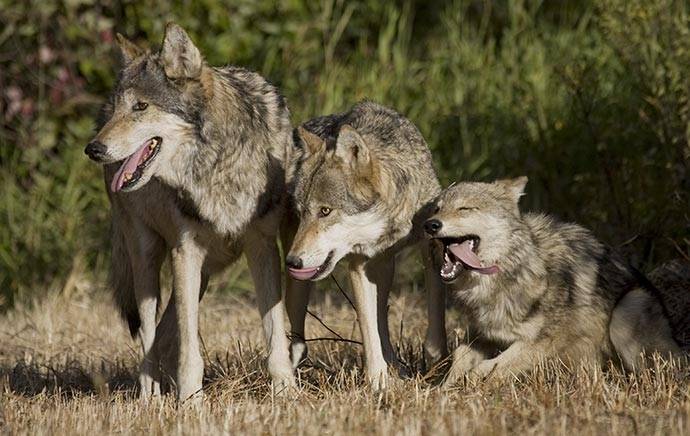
top-left (110, 137), bottom-right (162, 192)
top-left (288, 251), bottom-right (334, 281)
top-left (439, 236), bottom-right (499, 282)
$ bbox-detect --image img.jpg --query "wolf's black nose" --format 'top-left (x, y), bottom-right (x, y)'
top-left (424, 219), bottom-right (442, 235)
top-left (285, 255), bottom-right (303, 269)
top-left (85, 141), bottom-right (107, 161)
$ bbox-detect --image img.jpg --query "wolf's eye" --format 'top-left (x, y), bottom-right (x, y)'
top-left (458, 207), bottom-right (478, 212)
top-left (132, 102), bottom-right (148, 111)
top-left (319, 207), bottom-right (332, 217)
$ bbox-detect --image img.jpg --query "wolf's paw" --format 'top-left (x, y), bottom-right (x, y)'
top-left (271, 375), bottom-right (298, 397)
top-left (178, 389), bottom-right (204, 410)
top-left (424, 338), bottom-right (449, 368)
top-left (267, 350), bottom-right (297, 396)
top-left (389, 359), bottom-right (413, 379)
top-left (471, 360), bottom-right (500, 379)
top-left (441, 367), bottom-right (467, 389)
top-left (138, 373), bottom-right (162, 402)
top-left (290, 340), bottom-right (308, 369)
top-left (368, 365), bottom-right (391, 392)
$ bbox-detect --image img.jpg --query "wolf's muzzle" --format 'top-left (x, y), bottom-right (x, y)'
top-left (85, 141), bottom-right (108, 162)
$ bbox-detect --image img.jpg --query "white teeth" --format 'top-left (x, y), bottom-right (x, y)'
top-left (440, 261), bottom-right (461, 279)
top-left (468, 239), bottom-right (475, 249)
top-left (151, 138), bottom-right (158, 146)
top-left (124, 172), bottom-right (133, 181)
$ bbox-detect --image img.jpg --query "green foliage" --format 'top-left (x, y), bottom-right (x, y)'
top-left (1, 0), bottom-right (688, 307)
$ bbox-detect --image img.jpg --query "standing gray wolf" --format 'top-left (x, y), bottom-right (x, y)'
top-left (423, 177), bottom-right (682, 386)
top-left (84, 23), bottom-right (309, 401)
top-left (284, 101), bottom-right (448, 389)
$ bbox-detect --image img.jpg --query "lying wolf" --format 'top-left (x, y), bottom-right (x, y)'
top-left (424, 177), bottom-right (682, 385)
top-left (85, 23), bottom-right (309, 401)
top-left (285, 101), bottom-right (448, 389)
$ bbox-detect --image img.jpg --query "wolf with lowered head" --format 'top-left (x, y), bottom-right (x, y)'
top-left (284, 101), bottom-right (449, 389)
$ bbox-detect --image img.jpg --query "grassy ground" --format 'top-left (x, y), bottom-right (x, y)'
top-left (1, 284), bottom-right (688, 435)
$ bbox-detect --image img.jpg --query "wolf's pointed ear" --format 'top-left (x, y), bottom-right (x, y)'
top-left (116, 33), bottom-right (143, 65)
top-left (160, 23), bottom-right (203, 79)
top-left (496, 176), bottom-right (528, 203)
top-left (297, 127), bottom-right (325, 155)
top-left (335, 125), bottom-right (371, 171)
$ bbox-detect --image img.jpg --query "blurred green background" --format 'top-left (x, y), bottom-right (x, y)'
top-left (1, 0), bottom-right (688, 308)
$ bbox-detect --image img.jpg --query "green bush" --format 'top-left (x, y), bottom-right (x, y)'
top-left (1, 0), bottom-right (688, 307)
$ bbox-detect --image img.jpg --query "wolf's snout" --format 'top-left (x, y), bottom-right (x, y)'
top-left (424, 219), bottom-right (443, 235)
top-left (85, 141), bottom-right (108, 162)
top-left (285, 255), bottom-right (303, 270)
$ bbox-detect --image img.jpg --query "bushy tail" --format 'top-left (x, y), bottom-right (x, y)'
top-left (110, 216), bottom-right (140, 337)
top-left (648, 259), bottom-right (690, 348)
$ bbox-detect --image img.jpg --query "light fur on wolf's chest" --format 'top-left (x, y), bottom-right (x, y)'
top-left (184, 181), bottom-right (265, 237)
top-left (457, 283), bottom-right (545, 345)
top-left (132, 183), bottom-right (252, 267)
top-left (177, 194), bottom-right (279, 270)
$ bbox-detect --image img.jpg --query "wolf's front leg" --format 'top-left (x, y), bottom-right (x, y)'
top-left (124, 218), bottom-right (166, 400)
top-left (285, 277), bottom-right (311, 368)
top-left (366, 255), bottom-right (406, 374)
top-left (170, 235), bottom-right (205, 404)
top-left (281, 223), bottom-right (313, 368)
top-left (471, 341), bottom-right (545, 381)
top-left (443, 343), bottom-right (489, 387)
top-left (349, 256), bottom-right (390, 390)
top-left (422, 241), bottom-right (448, 366)
top-left (245, 229), bottom-right (295, 393)
top-left (131, 244), bottom-right (165, 399)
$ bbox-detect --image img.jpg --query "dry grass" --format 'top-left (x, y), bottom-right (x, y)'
top-left (1, 283), bottom-right (689, 435)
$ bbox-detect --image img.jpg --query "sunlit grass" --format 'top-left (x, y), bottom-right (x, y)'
top-left (1, 288), bottom-right (688, 435)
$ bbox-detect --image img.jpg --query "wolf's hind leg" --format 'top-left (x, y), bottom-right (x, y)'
top-left (245, 228), bottom-right (295, 393)
top-left (610, 288), bottom-right (680, 370)
top-left (125, 220), bottom-right (166, 400)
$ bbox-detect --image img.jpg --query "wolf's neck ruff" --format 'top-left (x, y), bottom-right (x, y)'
top-left (143, 67), bottom-right (289, 237)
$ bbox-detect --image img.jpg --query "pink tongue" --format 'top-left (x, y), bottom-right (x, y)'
top-left (288, 267), bottom-right (319, 281)
top-left (448, 241), bottom-right (499, 275)
top-left (110, 141), bottom-right (151, 193)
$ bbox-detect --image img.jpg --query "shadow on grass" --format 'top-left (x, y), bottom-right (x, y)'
top-left (0, 360), bottom-right (137, 398)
